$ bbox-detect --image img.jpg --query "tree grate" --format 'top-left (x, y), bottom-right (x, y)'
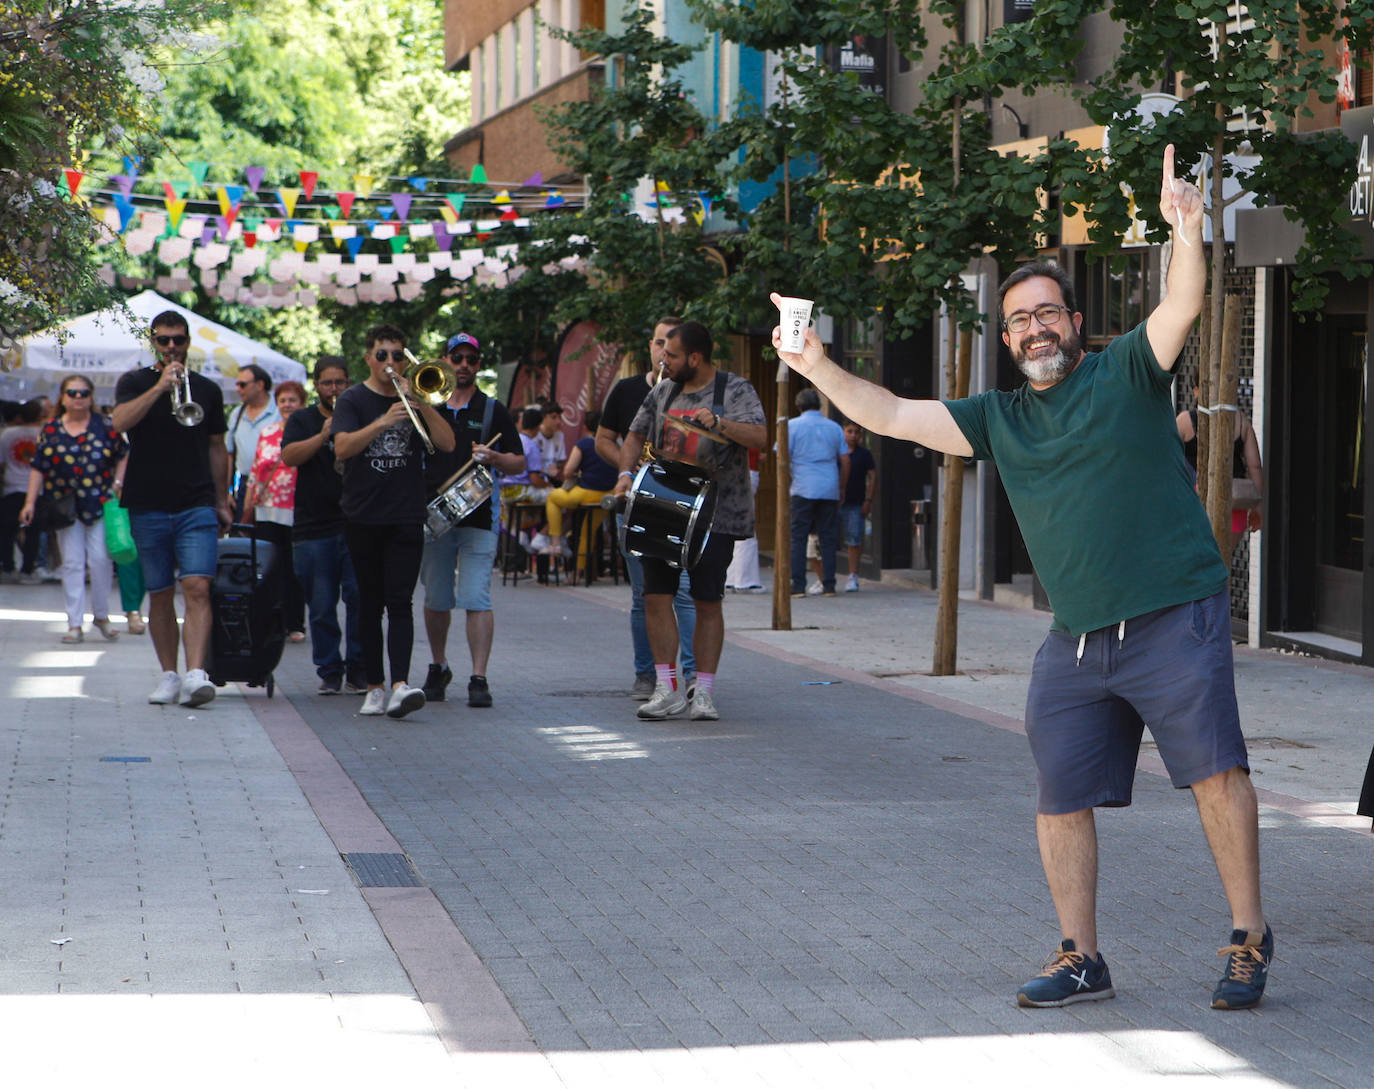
top-left (342, 852), bottom-right (424, 888)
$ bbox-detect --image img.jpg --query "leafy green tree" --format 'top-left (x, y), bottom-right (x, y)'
top-left (129, 0), bottom-right (471, 365)
top-left (0, 0), bottom-right (228, 346)
top-left (692, 0), bottom-right (1093, 667)
top-left (1074, 0), bottom-right (1373, 552)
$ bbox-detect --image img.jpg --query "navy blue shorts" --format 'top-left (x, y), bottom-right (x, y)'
top-left (1025, 590), bottom-right (1249, 814)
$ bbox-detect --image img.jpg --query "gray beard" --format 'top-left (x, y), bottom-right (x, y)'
top-left (1016, 349), bottom-right (1074, 385)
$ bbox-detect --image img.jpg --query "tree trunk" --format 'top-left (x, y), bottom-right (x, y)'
top-left (1205, 294), bottom-right (1242, 556)
top-left (932, 316), bottom-right (972, 676)
top-left (772, 377), bottom-right (793, 630)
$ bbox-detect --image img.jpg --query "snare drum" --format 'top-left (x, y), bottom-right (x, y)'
top-left (620, 459), bottom-right (716, 570)
top-left (424, 463), bottom-right (495, 541)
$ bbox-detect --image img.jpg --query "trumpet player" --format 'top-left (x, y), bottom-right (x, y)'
top-left (112, 309), bottom-right (231, 708)
top-left (332, 323), bottom-right (454, 719)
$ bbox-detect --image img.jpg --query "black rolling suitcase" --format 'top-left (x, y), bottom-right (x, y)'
top-left (208, 524), bottom-right (286, 696)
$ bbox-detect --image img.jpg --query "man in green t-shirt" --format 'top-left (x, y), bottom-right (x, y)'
top-left (771, 145), bottom-right (1271, 1012)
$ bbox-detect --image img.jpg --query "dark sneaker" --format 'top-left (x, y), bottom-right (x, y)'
top-left (345, 670), bottom-right (368, 694)
top-left (631, 673), bottom-right (656, 700)
top-left (423, 663), bottom-right (453, 702)
top-left (317, 674), bottom-right (342, 695)
top-left (468, 674), bottom-right (492, 707)
top-left (1017, 940), bottom-right (1115, 1007)
top-left (1211, 925), bottom-right (1273, 1010)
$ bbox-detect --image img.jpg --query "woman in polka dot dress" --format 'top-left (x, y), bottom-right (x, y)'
top-left (20, 374), bottom-right (127, 643)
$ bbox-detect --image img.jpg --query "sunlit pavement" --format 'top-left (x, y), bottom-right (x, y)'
top-left (1, 571), bottom-right (1371, 1087)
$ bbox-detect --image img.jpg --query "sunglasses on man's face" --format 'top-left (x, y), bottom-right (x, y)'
top-left (154, 334), bottom-right (189, 347)
top-left (65, 389), bottom-right (92, 398)
top-left (235, 380), bottom-right (256, 388)
top-left (449, 351), bottom-right (480, 364)
top-left (374, 349), bottom-right (406, 363)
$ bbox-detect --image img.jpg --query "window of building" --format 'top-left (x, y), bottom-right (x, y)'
top-left (1079, 251), bottom-right (1147, 344)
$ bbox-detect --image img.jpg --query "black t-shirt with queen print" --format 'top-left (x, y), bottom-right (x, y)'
top-left (331, 384), bottom-right (427, 525)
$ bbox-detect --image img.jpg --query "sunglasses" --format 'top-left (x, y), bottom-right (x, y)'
top-left (154, 334), bottom-right (189, 347)
top-left (316, 377), bottom-right (349, 388)
top-left (449, 351), bottom-right (480, 363)
top-left (64, 388), bottom-right (92, 398)
top-left (374, 349), bottom-right (406, 363)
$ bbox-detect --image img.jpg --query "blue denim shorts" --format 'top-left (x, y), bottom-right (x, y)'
top-left (839, 504), bottom-right (865, 548)
top-left (1024, 589), bottom-right (1248, 814)
top-left (419, 525), bottom-right (497, 612)
top-left (128, 507), bottom-right (219, 593)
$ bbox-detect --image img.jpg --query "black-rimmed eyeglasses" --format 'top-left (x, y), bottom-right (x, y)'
top-left (1004, 304), bottom-right (1071, 334)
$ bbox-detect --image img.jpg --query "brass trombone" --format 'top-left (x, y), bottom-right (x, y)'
top-left (385, 349), bottom-right (457, 454)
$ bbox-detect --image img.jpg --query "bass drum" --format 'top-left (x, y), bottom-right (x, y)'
top-left (620, 459), bottom-right (716, 570)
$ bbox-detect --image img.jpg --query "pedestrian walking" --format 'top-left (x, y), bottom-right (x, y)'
top-left (19, 374), bottom-right (125, 643)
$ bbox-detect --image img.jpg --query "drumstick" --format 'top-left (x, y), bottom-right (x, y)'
top-left (435, 457), bottom-right (477, 494)
top-left (663, 415), bottom-right (728, 444)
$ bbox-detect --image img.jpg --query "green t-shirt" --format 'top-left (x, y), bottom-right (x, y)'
top-left (944, 322), bottom-right (1226, 636)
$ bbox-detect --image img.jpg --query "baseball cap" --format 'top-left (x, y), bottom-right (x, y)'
top-left (446, 333), bottom-right (480, 353)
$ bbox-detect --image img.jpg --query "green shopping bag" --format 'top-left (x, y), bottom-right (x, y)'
top-left (103, 498), bottom-right (138, 564)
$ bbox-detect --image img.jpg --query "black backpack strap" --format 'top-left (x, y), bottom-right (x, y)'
top-left (480, 393), bottom-right (496, 445)
top-left (712, 371), bottom-right (728, 422)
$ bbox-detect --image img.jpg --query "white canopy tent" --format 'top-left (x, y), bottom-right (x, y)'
top-left (1, 291), bottom-right (306, 405)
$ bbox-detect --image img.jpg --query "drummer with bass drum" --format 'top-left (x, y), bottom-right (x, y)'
top-left (613, 320), bottom-right (766, 722)
top-left (417, 332), bottom-right (525, 709)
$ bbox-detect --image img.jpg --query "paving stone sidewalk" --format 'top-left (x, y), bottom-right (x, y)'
top-left (281, 571), bottom-right (1373, 1088)
top-left (3, 567), bottom-right (1371, 1088)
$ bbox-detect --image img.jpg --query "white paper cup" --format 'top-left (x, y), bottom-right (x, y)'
top-left (776, 296), bottom-right (814, 353)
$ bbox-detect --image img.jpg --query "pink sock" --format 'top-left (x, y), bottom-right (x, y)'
top-left (696, 672), bottom-right (715, 694)
top-left (655, 664), bottom-right (677, 690)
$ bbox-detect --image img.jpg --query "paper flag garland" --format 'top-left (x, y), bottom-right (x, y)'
top-left (391, 194), bottom-right (412, 221)
top-left (337, 192), bottom-right (355, 218)
top-left (469, 164), bottom-right (488, 184)
top-left (353, 174), bottom-right (375, 199)
top-left (279, 188), bottom-right (300, 218)
top-left (245, 166), bottom-right (265, 193)
top-left (300, 170), bottom-right (318, 200)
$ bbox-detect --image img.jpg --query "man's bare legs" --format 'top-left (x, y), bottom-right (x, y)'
top-left (1036, 808), bottom-right (1099, 957)
top-left (146, 586), bottom-right (180, 672)
top-left (180, 576), bottom-right (212, 671)
top-left (1035, 766), bottom-right (1263, 958)
top-left (1191, 766), bottom-right (1264, 931)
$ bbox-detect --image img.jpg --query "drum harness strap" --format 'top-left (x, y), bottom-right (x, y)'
top-left (658, 372), bottom-right (730, 465)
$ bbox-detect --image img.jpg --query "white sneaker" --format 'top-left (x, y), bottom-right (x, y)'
top-left (179, 668), bottom-right (216, 707)
top-left (689, 688), bottom-right (719, 721)
top-left (636, 682), bottom-right (687, 720)
top-left (149, 671), bottom-right (181, 705)
top-left (386, 684), bottom-right (426, 719)
top-left (806, 582), bottom-right (823, 596)
top-left (359, 688), bottom-right (387, 715)
top-left (530, 532), bottom-right (550, 552)
top-left (845, 574), bottom-right (860, 592)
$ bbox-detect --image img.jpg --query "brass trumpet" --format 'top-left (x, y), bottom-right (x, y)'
top-left (385, 350), bottom-right (457, 454)
top-left (169, 363), bottom-right (203, 427)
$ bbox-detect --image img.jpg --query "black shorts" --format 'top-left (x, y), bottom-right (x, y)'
top-left (641, 533), bottom-right (735, 602)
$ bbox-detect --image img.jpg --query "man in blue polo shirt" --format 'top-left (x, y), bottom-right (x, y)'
top-left (787, 388), bottom-right (848, 597)
top-left (770, 146), bottom-right (1272, 1013)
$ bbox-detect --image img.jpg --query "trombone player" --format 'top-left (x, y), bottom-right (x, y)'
top-left (112, 309), bottom-right (231, 708)
top-left (332, 322), bottom-right (455, 719)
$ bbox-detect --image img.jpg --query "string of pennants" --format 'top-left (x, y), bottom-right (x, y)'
top-left (59, 157), bottom-right (711, 308)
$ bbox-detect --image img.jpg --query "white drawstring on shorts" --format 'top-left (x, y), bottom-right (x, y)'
top-left (1076, 621), bottom-right (1126, 667)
